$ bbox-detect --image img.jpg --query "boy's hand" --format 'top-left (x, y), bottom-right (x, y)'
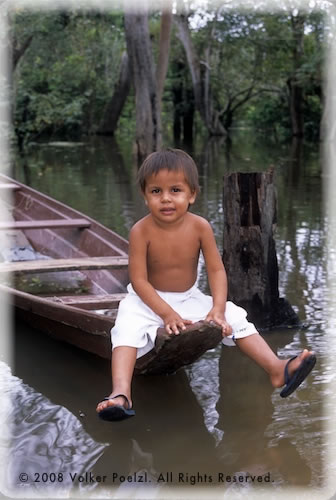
top-left (205, 309), bottom-right (233, 338)
top-left (162, 311), bottom-right (193, 335)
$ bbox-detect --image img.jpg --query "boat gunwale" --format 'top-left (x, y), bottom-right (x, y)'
top-left (0, 283), bottom-right (117, 335)
top-left (0, 173), bottom-right (129, 256)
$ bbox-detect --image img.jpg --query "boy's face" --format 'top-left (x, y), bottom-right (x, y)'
top-left (143, 169), bottom-right (196, 225)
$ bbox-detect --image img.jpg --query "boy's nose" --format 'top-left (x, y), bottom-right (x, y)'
top-left (161, 191), bottom-right (172, 202)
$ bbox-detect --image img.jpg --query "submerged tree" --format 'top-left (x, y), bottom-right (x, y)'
top-left (222, 169), bottom-right (300, 329)
top-left (174, 9), bottom-right (227, 136)
top-left (11, 3), bottom-right (324, 146)
top-left (97, 51), bottom-right (131, 136)
top-left (124, 6), bottom-right (161, 163)
top-left (124, 1), bottom-right (173, 163)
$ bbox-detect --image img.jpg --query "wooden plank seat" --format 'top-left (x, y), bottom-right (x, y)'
top-left (0, 183), bottom-right (21, 191)
top-left (0, 218), bottom-right (91, 231)
top-left (47, 293), bottom-right (127, 310)
top-left (0, 256), bottom-right (129, 274)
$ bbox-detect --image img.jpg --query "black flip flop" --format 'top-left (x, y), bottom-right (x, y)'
top-left (98, 394), bottom-right (135, 421)
top-left (280, 354), bottom-right (316, 398)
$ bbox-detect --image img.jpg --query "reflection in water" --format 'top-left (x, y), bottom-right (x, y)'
top-left (6, 134), bottom-right (335, 494)
top-left (11, 321), bottom-right (220, 495)
top-left (184, 330), bottom-right (323, 488)
top-left (185, 348), bottom-right (224, 445)
top-left (216, 335), bottom-right (314, 487)
top-left (0, 361), bottom-right (107, 498)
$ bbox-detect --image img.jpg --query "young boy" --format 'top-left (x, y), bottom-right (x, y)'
top-left (96, 148), bottom-right (316, 421)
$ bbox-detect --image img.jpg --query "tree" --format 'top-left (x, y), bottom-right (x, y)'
top-left (97, 51), bottom-right (131, 136)
top-left (173, 10), bottom-right (278, 137)
top-left (156, 1), bottom-right (173, 109)
top-left (222, 169), bottom-right (299, 328)
top-left (124, 2), bottom-right (173, 163)
top-left (124, 7), bottom-right (161, 163)
top-left (174, 11), bottom-right (226, 136)
top-left (12, 11), bottom-right (126, 143)
top-left (287, 10), bottom-right (305, 137)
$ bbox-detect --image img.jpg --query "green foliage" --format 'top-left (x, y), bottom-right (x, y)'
top-left (12, 7), bottom-right (324, 146)
top-left (304, 95), bottom-right (321, 141)
top-left (246, 93), bottom-right (292, 140)
top-left (13, 10), bottom-right (126, 142)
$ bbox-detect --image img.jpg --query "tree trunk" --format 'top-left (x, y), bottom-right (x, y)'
top-left (12, 35), bottom-right (33, 70)
top-left (97, 51), bottom-right (131, 136)
top-left (223, 107), bottom-right (233, 131)
top-left (156, 1), bottom-right (173, 105)
top-left (174, 13), bottom-right (226, 137)
top-left (287, 77), bottom-right (304, 138)
top-left (174, 15), bottom-right (203, 115)
top-left (288, 12), bottom-right (305, 137)
top-left (155, 1), bottom-right (173, 140)
top-left (172, 80), bottom-right (182, 142)
top-left (183, 88), bottom-right (194, 144)
top-left (222, 170), bottom-right (299, 329)
top-left (124, 6), bottom-right (161, 164)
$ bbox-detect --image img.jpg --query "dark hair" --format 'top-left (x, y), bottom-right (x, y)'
top-left (137, 148), bottom-right (200, 194)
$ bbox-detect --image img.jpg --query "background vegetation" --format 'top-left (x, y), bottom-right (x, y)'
top-left (11, 3), bottom-right (325, 157)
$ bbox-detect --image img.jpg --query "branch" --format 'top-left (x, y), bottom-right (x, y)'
top-left (13, 34), bottom-right (33, 69)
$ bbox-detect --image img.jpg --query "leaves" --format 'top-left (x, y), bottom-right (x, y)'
top-left (12, 10), bottom-right (126, 141)
top-left (12, 6), bottom-right (324, 144)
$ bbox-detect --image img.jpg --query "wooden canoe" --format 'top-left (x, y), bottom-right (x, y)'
top-left (0, 174), bottom-right (222, 374)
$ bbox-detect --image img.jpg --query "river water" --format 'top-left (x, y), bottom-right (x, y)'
top-left (1, 133), bottom-right (335, 499)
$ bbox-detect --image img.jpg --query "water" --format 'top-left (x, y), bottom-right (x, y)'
top-left (1, 133), bottom-right (335, 498)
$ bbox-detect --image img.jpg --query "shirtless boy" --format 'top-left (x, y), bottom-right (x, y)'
top-left (96, 148), bottom-right (316, 421)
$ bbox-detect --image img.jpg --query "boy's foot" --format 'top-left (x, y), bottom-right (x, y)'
top-left (271, 349), bottom-right (316, 397)
top-left (96, 394), bottom-right (135, 421)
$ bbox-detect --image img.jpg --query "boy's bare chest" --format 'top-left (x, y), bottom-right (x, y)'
top-left (147, 231), bottom-right (200, 266)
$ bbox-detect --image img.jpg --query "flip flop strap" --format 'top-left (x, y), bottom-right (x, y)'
top-left (103, 394), bottom-right (132, 409)
top-left (284, 356), bottom-right (298, 385)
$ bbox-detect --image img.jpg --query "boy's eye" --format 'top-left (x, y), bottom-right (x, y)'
top-left (151, 188), bottom-right (160, 194)
top-left (172, 187), bottom-right (181, 192)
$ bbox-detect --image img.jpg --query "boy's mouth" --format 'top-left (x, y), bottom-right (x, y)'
top-left (160, 208), bottom-right (175, 215)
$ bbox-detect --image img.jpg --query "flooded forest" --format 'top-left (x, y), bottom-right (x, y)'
top-left (2, 1), bottom-right (336, 498)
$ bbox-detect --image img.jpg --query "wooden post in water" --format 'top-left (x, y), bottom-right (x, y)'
top-left (222, 169), bottom-right (299, 329)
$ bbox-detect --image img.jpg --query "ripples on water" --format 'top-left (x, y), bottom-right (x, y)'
top-left (0, 362), bottom-right (107, 497)
top-left (3, 136), bottom-right (335, 497)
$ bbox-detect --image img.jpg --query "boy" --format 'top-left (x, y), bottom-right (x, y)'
top-left (96, 149), bottom-right (316, 421)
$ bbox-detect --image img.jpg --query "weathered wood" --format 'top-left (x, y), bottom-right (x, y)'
top-left (0, 183), bottom-right (21, 191)
top-left (4, 283), bottom-right (116, 334)
top-left (0, 256), bottom-right (129, 274)
top-left (15, 307), bottom-right (113, 359)
top-left (47, 293), bottom-right (126, 309)
top-left (134, 321), bottom-right (222, 375)
top-left (222, 169), bottom-right (299, 329)
top-left (0, 218), bottom-right (91, 230)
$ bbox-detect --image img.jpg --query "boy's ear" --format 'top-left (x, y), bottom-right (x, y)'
top-left (189, 191), bottom-right (197, 204)
top-left (142, 194), bottom-right (148, 206)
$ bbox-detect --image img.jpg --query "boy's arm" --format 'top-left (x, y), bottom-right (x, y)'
top-left (128, 223), bottom-right (192, 334)
top-left (199, 219), bottom-right (233, 336)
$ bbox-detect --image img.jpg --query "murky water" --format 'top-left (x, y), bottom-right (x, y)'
top-left (1, 133), bottom-right (335, 497)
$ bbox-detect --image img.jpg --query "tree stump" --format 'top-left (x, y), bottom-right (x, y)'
top-left (222, 169), bottom-right (299, 329)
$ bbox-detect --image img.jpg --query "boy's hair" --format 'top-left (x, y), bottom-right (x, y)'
top-left (137, 148), bottom-right (200, 194)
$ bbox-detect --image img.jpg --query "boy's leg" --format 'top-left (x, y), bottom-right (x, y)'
top-left (96, 346), bottom-right (137, 412)
top-left (235, 333), bottom-right (314, 388)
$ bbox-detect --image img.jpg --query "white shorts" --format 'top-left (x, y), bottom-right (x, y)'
top-left (111, 283), bottom-right (258, 359)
